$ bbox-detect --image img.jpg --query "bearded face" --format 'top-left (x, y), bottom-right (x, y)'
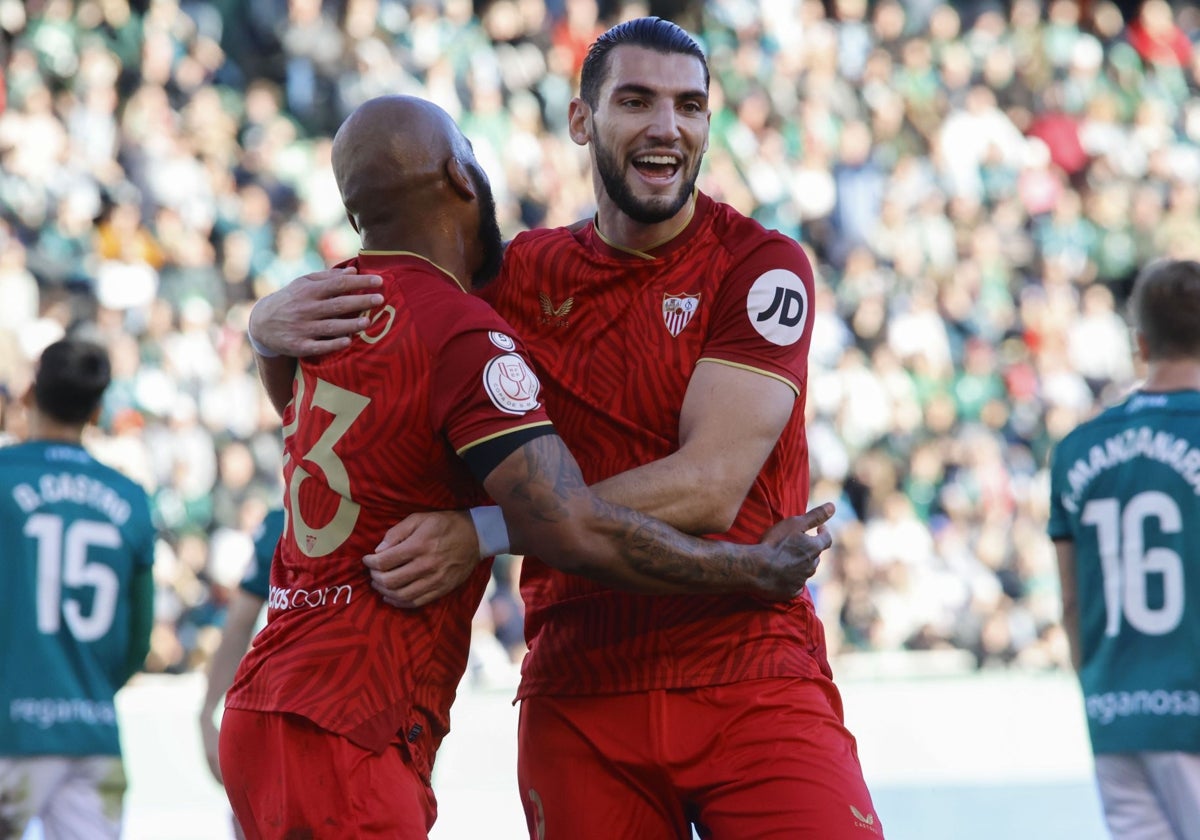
top-left (467, 161), bottom-right (504, 288)
top-left (582, 46), bottom-right (710, 228)
top-left (591, 125), bottom-right (701, 225)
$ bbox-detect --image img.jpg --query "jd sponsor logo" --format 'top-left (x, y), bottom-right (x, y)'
top-left (746, 269), bottom-right (808, 346)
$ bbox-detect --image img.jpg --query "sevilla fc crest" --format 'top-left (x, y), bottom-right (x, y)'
top-left (662, 293), bottom-right (701, 337)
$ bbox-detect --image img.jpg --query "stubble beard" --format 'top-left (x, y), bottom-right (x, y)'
top-left (592, 129), bottom-right (698, 226)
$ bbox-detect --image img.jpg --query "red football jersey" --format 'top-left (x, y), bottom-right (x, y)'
top-left (226, 252), bottom-right (552, 776)
top-left (480, 192), bottom-right (828, 698)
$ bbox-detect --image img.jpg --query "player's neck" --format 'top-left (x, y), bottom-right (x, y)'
top-left (26, 416), bottom-right (84, 445)
top-left (1141, 358), bottom-right (1200, 393)
top-left (359, 228), bottom-right (470, 292)
top-left (594, 194), bottom-right (696, 256)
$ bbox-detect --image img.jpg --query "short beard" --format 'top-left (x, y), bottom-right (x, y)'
top-left (592, 129), bottom-right (697, 225)
top-left (468, 163), bottom-right (504, 288)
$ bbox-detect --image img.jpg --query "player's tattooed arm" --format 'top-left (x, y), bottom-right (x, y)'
top-left (483, 434), bottom-right (832, 600)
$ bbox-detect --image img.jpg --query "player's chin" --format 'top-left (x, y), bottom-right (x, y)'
top-left (628, 188), bottom-right (687, 220)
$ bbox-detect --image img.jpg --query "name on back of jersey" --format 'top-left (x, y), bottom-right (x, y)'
top-left (12, 473), bottom-right (133, 526)
top-left (1061, 426), bottom-right (1200, 512)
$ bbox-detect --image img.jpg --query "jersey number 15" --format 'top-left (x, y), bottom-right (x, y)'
top-left (25, 513), bottom-right (121, 642)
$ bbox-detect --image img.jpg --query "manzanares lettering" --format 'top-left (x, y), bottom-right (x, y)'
top-left (1060, 426), bottom-right (1200, 513)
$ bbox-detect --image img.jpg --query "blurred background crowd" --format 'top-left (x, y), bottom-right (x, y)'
top-left (2, 0), bottom-right (1198, 679)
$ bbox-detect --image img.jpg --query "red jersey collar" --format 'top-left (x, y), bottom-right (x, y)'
top-left (350, 250), bottom-right (468, 293)
top-left (586, 191), bottom-right (713, 262)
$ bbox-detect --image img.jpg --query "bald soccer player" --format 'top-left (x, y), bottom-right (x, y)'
top-left (219, 96), bottom-right (834, 840)
top-left (249, 20), bottom-right (876, 840)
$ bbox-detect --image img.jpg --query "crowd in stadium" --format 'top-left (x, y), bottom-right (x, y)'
top-left (1, 0), bottom-right (1197, 677)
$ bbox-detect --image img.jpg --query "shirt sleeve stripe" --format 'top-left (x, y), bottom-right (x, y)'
top-left (695, 358), bottom-right (801, 397)
top-left (455, 420), bottom-right (557, 456)
top-left (457, 422), bottom-right (558, 484)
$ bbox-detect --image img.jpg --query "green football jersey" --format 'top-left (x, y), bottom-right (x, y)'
top-left (0, 441), bottom-right (155, 757)
top-left (1048, 390), bottom-right (1200, 754)
top-left (240, 508), bottom-right (284, 601)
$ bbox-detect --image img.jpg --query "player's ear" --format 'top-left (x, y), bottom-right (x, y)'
top-left (445, 156), bottom-right (476, 202)
top-left (568, 97), bottom-right (591, 147)
top-left (344, 209), bottom-right (359, 234)
top-left (1135, 331), bottom-right (1150, 362)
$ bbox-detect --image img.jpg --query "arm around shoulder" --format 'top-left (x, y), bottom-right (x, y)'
top-left (247, 267), bottom-right (388, 414)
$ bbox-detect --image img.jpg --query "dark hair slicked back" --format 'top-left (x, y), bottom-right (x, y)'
top-left (34, 338), bottom-right (112, 425)
top-left (579, 17), bottom-right (709, 108)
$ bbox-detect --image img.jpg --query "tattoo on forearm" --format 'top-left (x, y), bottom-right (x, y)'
top-left (494, 436), bottom-right (815, 596)
top-left (617, 506), bottom-right (767, 590)
top-left (499, 435), bottom-right (588, 523)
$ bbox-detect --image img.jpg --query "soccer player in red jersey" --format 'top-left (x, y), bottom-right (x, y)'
top-left (252, 19), bottom-right (881, 839)
top-left (222, 94), bottom-right (836, 840)
top-left (486, 22), bottom-right (882, 838)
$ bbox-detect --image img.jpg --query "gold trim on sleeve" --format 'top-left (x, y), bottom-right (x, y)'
top-left (455, 421), bottom-right (556, 456)
top-left (695, 358), bottom-right (801, 397)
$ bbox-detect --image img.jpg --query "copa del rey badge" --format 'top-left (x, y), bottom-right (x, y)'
top-left (484, 353), bottom-right (541, 415)
top-left (662, 292), bottom-right (700, 337)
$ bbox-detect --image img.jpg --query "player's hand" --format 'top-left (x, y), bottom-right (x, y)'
top-left (248, 267), bottom-right (384, 357)
top-left (363, 511), bottom-right (484, 608)
top-left (755, 502), bottom-right (835, 600)
top-left (199, 709), bottom-right (223, 784)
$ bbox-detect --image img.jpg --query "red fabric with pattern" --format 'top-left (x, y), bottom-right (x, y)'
top-left (226, 253), bottom-right (551, 777)
top-left (480, 193), bottom-right (830, 699)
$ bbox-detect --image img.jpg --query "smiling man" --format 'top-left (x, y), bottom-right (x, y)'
top-left (475, 21), bottom-right (882, 839)
top-left (576, 28), bottom-right (708, 231)
top-left (248, 17), bottom-right (880, 840)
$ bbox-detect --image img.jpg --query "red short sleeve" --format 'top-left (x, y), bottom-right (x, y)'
top-left (701, 237), bottom-right (815, 395)
top-left (429, 319), bottom-right (553, 456)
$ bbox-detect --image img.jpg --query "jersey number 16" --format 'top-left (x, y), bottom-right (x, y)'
top-left (1081, 491), bottom-right (1184, 638)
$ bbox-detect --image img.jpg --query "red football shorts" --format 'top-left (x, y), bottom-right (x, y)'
top-left (517, 677), bottom-right (883, 840)
top-left (219, 708), bottom-right (436, 839)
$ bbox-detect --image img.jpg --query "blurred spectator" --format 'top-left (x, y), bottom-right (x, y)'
top-left (1, 0), bottom-right (1189, 676)
top-left (1126, 0), bottom-right (1192, 67)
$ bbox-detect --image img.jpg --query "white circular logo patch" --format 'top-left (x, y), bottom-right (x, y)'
top-left (488, 331), bottom-right (516, 351)
top-left (746, 269), bottom-right (809, 346)
top-left (483, 353), bottom-right (541, 415)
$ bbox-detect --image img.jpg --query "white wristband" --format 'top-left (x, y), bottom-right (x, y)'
top-left (469, 505), bottom-right (510, 558)
top-left (247, 329), bottom-right (280, 358)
